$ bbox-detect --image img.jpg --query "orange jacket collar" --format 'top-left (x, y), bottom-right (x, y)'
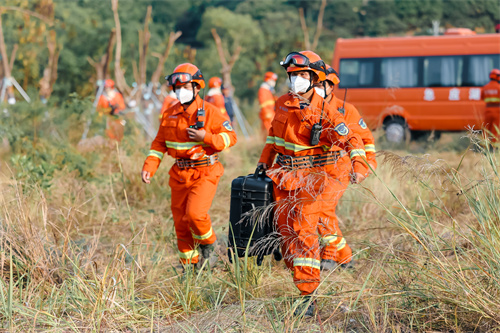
top-left (172, 95), bottom-right (203, 116)
top-left (283, 89), bottom-right (323, 109)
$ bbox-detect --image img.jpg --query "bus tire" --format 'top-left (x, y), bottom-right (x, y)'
top-left (384, 117), bottom-right (408, 144)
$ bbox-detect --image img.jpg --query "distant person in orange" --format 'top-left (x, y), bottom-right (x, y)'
top-left (97, 79), bottom-right (126, 142)
top-left (205, 77), bottom-right (227, 117)
top-left (482, 69), bottom-right (500, 142)
top-left (160, 87), bottom-right (178, 119)
top-left (313, 65), bottom-right (377, 271)
top-left (258, 71), bottom-right (277, 138)
top-left (141, 63), bottom-right (237, 269)
top-left (257, 51), bottom-right (368, 316)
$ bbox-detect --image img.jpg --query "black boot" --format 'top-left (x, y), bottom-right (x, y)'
top-left (199, 243), bottom-right (218, 267)
top-left (293, 295), bottom-right (316, 317)
top-left (320, 259), bottom-right (337, 271)
top-left (340, 259), bottom-right (355, 269)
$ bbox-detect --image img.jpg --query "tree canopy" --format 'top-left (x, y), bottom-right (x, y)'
top-left (1, 0), bottom-right (498, 103)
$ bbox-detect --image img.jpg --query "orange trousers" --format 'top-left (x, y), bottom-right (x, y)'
top-left (273, 156), bottom-right (351, 295)
top-left (317, 173), bottom-right (352, 264)
top-left (484, 107), bottom-right (500, 143)
top-left (169, 164), bottom-right (220, 264)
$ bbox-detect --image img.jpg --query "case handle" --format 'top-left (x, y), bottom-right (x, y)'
top-left (253, 165), bottom-right (267, 179)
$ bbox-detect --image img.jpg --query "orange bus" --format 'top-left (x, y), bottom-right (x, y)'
top-left (332, 33), bottom-right (500, 143)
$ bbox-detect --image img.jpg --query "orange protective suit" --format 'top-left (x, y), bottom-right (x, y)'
top-left (317, 95), bottom-right (377, 265)
top-left (143, 95), bottom-right (237, 264)
top-left (258, 82), bottom-right (276, 136)
top-left (205, 88), bottom-right (228, 117)
top-left (160, 95), bottom-right (178, 119)
top-left (97, 90), bottom-right (126, 141)
top-left (259, 91), bottom-right (368, 295)
top-left (482, 79), bottom-right (500, 142)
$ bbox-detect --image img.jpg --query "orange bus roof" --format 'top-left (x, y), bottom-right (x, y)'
top-left (333, 34), bottom-right (500, 59)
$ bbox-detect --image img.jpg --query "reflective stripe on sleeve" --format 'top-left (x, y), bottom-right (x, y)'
top-left (484, 97), bottom-right (500, 103)
top-left (178, 249), bottom-right (199, 260)
top-left (350, 149), bottom-right (366, 158)
top-left (364, 144), bottom-right (376, 153)
top-left (293, 257), bottom-right (321, 270)
top-left (148, 150), bottom-right (164, 160)
top-left (265, 136), bottom-right (275, 144)
top-left (260, 100), bottom-right (275, 108)
top-left (219, 132), bottom-right (231, 149)
top-left (192, 228), bottom-right (213, 240)
top-left (165, 141), bottom-right (206, 150)
top-left (266, 136), bottom-right (324, 152)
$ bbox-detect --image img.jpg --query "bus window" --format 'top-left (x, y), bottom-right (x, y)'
top-left (468, 55), bottom-right (500, 86)
top-left (423, 56), bottom-right (464, 87)
top-left (339, 59), bottom-right (376, 88)
top-left (381, 57), bottom-right (418, 88)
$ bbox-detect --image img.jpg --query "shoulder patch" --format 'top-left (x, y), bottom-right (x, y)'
top-left (359, 118), bottom-right (367, 129)
top-left (334, 122), bottom-right (349, 136)
top-left (222, 120), bottom-right (233, 131)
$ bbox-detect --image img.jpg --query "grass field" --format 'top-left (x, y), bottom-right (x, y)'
top-left (1, 102), bottom-right (499, 332)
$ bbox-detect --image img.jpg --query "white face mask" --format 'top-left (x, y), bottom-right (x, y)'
top-left (314, 87), bottom-right (326, 98)
top-left (289, 75), bottom-right (310, 94)
top-left (175, 88), bottom-right (194, 104)
top-left (267, 80), bottom-right (276, 88)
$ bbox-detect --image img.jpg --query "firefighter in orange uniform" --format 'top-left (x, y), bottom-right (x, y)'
top-left (205, 77), bottom-right (228, 117)
top-left (482, 69), bottom-right (500, 142)
top-left (160, 88), bottom-right (177, 119)
top-left (258, 71), bottom-right (278, 137)
top-left (313, 65), bottom-right (377, 271)
top-left (97, 79), bottom-right (126, 141)
top-left (257, 51), bottom-right (368, 315)
top-left (141, 64), bottom-right (237, 268)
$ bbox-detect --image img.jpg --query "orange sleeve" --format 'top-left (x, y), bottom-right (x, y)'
top-left (258, 123), bottom-right (277, 166)
top-left (324, 103), bottom-right (369, 176)
top-left (97, 95), bottom-right (109, 110)
top-left (203, 106), bottom-right (237, 151)
top-left (114, 94), bottom-right (126, 113)
top-left (258, 88), bottom-right (275, 119)
top-left (142, 120), bottom-right (168, 177)
top-left (344, 103), bottom-right (377, 170)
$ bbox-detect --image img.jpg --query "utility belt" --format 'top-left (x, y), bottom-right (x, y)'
top-left (276, 151), bottom-right (346, 169)
top-left (176, 154), bottom-right (218, 169)
top-left (486, 103), bottom-right (500, 108)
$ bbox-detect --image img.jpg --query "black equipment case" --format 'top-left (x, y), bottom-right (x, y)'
top-left (228, 166), bottom-right (281, 265)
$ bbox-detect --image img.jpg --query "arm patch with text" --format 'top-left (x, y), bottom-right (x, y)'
top-left (334, 122), bottom-right (349, 136)
top-left (223, 120), bottom-right (233, 131)
top-left (359, 118), bottom-right (367, 129)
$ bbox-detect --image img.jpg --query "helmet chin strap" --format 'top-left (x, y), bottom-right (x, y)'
top-left (305, 71), bottom-right (315, 92)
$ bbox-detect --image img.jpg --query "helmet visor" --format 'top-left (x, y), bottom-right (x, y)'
top-left (167, 73), bottom-right (193, 86)
top-left (166, 70), bottom-right (203, 86)
top-left (280, 52), bottom-right (310, 67)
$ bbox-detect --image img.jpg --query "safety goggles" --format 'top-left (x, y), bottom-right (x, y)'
top-left (166, 70), bottom-right (203, 86)
top-left (280, 52), bottom-right (326, 72)
top-left (326, 67), bottom-right (338, 76)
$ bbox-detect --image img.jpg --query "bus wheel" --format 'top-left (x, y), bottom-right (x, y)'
top-left (411, 130), bottom-right (442, 142)
top-left (384, 117), bottom-right (407, 144)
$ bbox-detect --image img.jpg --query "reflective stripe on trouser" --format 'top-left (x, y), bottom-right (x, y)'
top-left (484, 107), bottom-right (500, 143)
top-left (317, 171), bottom-right (352, 264)
top-left (169, 169), bottom-right (220, 264)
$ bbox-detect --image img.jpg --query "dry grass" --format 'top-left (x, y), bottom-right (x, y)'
top-left (1, 119), bottom-right (500, 332)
